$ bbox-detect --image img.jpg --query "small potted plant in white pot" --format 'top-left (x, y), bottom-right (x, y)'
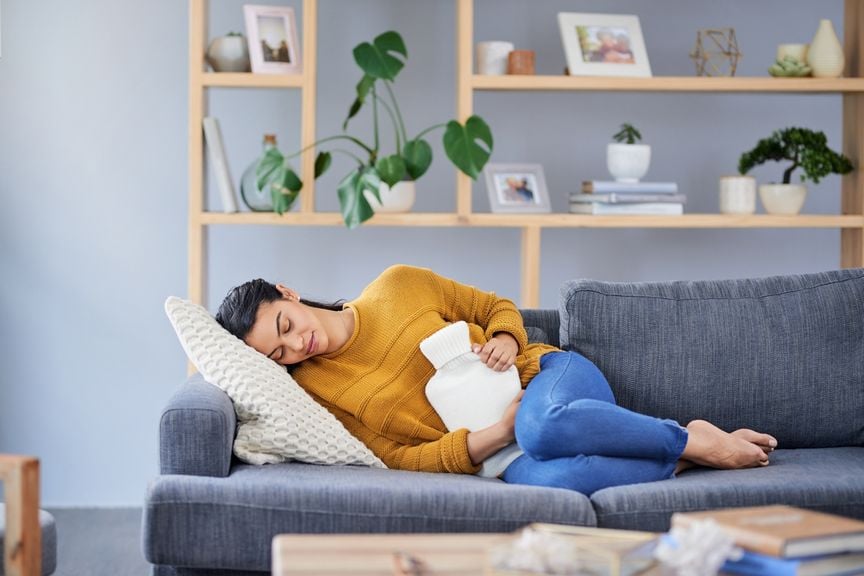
top-left (607, 123), bottom-right (651, 183)
top-left (738, 127), bottom-right (853, 215)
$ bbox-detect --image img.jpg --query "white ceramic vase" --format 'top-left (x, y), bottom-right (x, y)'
top-left (759, 184), bottom-right (807, 215)
top-left (206, 35), bottom-right (251, 73)
top-left (719, 176), bottom-right (757, 214)
top-left (607, 143), bottom-right (651, 183)
top-left (364, 181), bottom-right (416, 213)
top-left (807, 19), bottom-right (844, 78)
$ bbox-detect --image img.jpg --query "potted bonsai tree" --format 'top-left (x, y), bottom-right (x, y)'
top-left (256, 31), bottom-right (493, 228)
top-left (738, 127), bottom-right (853, 215)
top-left (607, 123), bottom-right (651, 183)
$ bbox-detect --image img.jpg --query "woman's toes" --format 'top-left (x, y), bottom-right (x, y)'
top-left (731, 428), bottom-right (778, 450)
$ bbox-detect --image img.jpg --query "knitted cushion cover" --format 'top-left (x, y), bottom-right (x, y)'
top-left (164, 296), bottom-right (385, 468)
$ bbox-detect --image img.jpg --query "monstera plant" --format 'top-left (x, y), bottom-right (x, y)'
top-left (256, 31), bottom-right (494, 228)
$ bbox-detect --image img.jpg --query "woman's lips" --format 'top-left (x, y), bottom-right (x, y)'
top-left (307, 333), bottom-right (316, 355)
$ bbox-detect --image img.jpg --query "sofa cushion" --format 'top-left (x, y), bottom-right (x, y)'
top-left (590, 447), bottom-right (864, 531)
top-left (164, 297), bottom-right (384, 468)
top-left (143, 463), bottom-right (596, 572)
top-left (559, 269), bottom-right (864, 448)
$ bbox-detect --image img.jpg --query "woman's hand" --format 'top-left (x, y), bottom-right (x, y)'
top-left (472, 332), bottom-right (519, 371)
top-left (466, 390), bottom-right (524, 465)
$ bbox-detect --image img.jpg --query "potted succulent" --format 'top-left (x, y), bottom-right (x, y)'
top-left (256, 31), bottom-right (494, 228)
top-left (738, 127), bottom-right (853, 215)
top-left (607, 123), bottom-right (651, 183)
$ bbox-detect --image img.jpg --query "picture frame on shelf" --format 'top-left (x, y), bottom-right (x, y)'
top-left (243, 4), bottom-right (301, 74)
top-left (484, 163), bottom-right (551, 214)
top-left (558, 13), bottom-right (651, 77)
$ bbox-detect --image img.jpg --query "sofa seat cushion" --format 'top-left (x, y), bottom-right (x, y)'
top-left (590, 447), bottom-right (864, 532)
top-left (143, 463), bottom-right (596, 572)
top-left (559, 269), bottom-right (864, 448)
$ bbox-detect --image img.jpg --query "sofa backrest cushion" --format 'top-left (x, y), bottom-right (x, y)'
top-left (559, 269), bottom-right (864, 448)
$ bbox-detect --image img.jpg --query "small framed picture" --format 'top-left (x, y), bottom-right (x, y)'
top-left (484, 164), bottom-right (551, 214)
top-left (558, 13), bottom-right (651, 78)
top-left (243, 4), bottom-right (301, 74)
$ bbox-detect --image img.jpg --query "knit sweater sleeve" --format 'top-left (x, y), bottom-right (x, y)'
top-left (419, 267), bottom-right (530, 354)
top-left (325, 401), bottom-right (481, 474)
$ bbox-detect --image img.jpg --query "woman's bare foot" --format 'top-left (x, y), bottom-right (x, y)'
top-left (731, 428), bottom-right (778, 454)
top-left (680, 420), bottom-right (770, 469)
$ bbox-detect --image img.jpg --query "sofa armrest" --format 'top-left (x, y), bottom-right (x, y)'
top-left (159, 373), bottom-right (235, 477)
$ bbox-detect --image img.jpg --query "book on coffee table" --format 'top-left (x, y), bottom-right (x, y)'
top-left (671, 505), bottom-right (864, 558)
top-left (723, 549), bottom-right (864, 576)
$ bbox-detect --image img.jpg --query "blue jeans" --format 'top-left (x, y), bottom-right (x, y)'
top-left (502, 351), bottom-right (688, 495)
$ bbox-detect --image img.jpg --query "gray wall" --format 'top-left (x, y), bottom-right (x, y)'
top-left (0, 0), bottom-right (846, 505)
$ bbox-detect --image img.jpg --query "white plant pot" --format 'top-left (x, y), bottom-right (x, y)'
top-left (719, 175), bottom-right (757, 214)
top-left (759, 183), bottom-right (807, 215)
top-left (607, 143), bottom-right (651, 183)
top-left (364, 180), bottom-right (416, 213)
top-left (206, 35), bottom-right (251, 73)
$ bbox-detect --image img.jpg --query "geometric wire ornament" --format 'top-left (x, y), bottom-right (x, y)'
top-left (690, 28), bottom-right (742, 76)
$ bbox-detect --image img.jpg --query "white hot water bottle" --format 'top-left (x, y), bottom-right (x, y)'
top-left (420, 321), bottom-right (524, 478)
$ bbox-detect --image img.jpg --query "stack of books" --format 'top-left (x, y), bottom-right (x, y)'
top-left (672, 505), bottom-right (864, 575)
top-left (571, 180), bottom-right (685, 215)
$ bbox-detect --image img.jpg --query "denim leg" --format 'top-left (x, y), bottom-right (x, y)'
top-left (515, 351), bottom-right (688, 463)
top-left (502, 452), bottom-right (677, 496)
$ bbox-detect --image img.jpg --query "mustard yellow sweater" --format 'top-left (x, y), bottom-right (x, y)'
top-left (292, 265), bottom-right (558, 474)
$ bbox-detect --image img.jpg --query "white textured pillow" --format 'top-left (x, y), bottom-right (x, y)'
top-left (164, 296), bottom-right (385, 468)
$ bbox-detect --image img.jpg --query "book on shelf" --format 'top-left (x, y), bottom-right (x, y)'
top-left (723, 550), bottom-right (864, 576)
top-left (202, 116), bottom-right (239, 213)
top-left (570, 202), bottom-right (684, 215)
top-left (582, 180), bottom-right (679, 194)
top-left (570, 192), bottom-right (687, 204)
top-left (671, 506), bottom-right (864, 559)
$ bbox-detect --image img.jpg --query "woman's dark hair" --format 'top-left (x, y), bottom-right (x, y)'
top-left (215, 278), bottom-right (344, 341)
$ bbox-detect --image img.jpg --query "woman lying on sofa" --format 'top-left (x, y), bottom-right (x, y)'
top-left (215, 264), bottom-right (777, 495)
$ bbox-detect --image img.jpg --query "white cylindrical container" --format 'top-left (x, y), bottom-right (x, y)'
top-left (476, 41), bottom-right (515, 75)
top-left (719, 176), bottom-right (757, 214)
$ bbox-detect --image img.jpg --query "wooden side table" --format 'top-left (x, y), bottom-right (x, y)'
top-left (272, 533), bottom-right (508, 575)
top-left (0, 455), bottom-right (41, 576)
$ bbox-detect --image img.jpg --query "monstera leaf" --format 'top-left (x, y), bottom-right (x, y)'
top-left (375, 154), bottom-right (406, 187)
top-left (443, 115), bottom-right (494, 180)
top-left (337, 167), bottom-right (381, 229)
top-left (353, 31), bottom-right (407, 81)
top-left (344, 75), bottom-right (376, 131)
top-left (256, 147), bottom-right (302, 214)
top-left (402, 138), bottom-right (433, 180)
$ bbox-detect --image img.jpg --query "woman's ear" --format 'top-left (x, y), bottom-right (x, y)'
top-left (275, 284), bottom-right (300, 302)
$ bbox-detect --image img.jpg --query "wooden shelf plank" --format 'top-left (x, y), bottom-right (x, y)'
top-left (472, 75), bottom-right (864, 93)
top-left (200, 212), bottom-right (864, 229)
top-left (202, 72), bottom-right (304, 88)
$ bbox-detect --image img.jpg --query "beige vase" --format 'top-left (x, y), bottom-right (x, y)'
top-left (807, 19), bottom-right (845, 78)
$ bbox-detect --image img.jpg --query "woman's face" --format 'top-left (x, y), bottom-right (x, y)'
top-left (244, 287), bottom-right (329, 366)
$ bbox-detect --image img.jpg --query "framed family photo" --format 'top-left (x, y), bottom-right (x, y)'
top-left (558, 13), bottom-right (651, 77)
top-left (243, 4), bottom-right (301, 74)
top-left (484, 164), bottom-right (551, 214)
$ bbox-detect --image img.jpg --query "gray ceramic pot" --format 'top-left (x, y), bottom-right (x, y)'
top-left (206, 35), bottom-right (251, 73)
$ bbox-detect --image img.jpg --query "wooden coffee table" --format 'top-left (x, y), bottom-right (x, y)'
top-left (272, 533), bottom-right (509, 575)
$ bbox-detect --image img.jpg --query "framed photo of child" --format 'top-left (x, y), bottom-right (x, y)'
top-left (243, 4), bottom-right (301, 74)
top-left (558, 13), bottom-right (651, 77)
top-left (484, 164), bottom-right (551, 214)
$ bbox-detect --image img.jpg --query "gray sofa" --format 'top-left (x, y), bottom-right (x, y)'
top-left (142, 269), bottom-right (864, 576)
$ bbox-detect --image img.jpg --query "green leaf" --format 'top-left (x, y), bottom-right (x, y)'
top-left (344, 75), bottom-right (376, 131)
top-left (270, 187), bottom-right (298, 215)
top-left (442, 115), bottom-right (493, 179)
top-left (256, 148), bottom-right (285, 190)
top-left (314, 151), bottom-right (332, 178)
top-left (280, 167), bottom-right (303, 193)
top-left (352, 31), bottom-right (407, 81)
top-left (375, 154), bottom-right (406, 187)
top-left (337, 167), bottom-right (380, 229)
top-left (402, 139), bottom-right (432, 180)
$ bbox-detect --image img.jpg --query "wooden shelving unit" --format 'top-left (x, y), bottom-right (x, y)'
top-left (189, 0), bottom-right (864, 308)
